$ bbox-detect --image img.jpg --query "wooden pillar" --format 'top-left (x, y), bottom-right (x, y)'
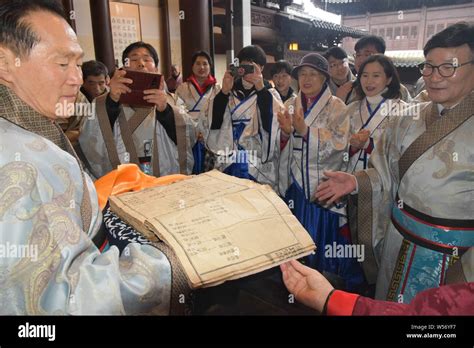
top-left (225, 0), bottom-right (234, 67)
top-left (159, 0), bottom-right (172, 79)
top-left (208, 0), bottom-right (215, 76)
top-left (179, 0), bottom-right (211, 79)
top-left (89, 0), bottom-right (115, 75)
top-left (233, 0), bottom-right (251, 55)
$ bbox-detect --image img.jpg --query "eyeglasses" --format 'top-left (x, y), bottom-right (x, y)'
top-left (418, 60), bottom-right (474, 77)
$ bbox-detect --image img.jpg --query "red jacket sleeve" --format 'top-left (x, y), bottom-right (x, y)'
top-left (326, 290), bottom-right (360, 316)
top-left (327, 282), bottom-right (474, 316)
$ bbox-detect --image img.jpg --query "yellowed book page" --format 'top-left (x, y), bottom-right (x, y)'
top-left (110, 171), bottom-right (316, 289)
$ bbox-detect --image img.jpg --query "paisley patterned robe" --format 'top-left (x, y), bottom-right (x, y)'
top-left (0, 84), bottom-right (172, 315)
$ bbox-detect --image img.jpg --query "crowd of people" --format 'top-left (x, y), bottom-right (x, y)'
top-left (0, 0), bottom-right (472, 315)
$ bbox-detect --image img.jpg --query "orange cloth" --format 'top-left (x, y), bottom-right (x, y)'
top-left (94, 164), bottom-right (188, 210)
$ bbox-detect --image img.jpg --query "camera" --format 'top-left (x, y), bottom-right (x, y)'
top-left (229, 64), bottom-right (255, 78)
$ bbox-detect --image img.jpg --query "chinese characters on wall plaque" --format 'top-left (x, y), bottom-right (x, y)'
top-left (109, 1), bottom-right (142, 67)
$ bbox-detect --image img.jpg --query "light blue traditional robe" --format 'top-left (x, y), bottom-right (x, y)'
top-left (0, 85), bottom-right (172, 315)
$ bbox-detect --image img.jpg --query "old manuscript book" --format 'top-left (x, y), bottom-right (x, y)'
top-left (109, 170), bottom-right (316, 289)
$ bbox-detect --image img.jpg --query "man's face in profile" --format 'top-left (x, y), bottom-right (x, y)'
top-left (1, 11), bottom-right (84, 119)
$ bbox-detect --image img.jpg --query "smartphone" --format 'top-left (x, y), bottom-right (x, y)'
top-left (229, 64), bottom-right (255, 78)
top-left (118, 69), bottom-right (162, 107)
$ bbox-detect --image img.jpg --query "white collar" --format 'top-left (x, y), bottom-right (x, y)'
top-left (366, 87), bottom-right (388, 105)
top-left (437, 103), bottom-right (444, 115)
top-left (366, 93), bottom-right (385, 105)
top-left (437, 100), bottom-right (462, 116)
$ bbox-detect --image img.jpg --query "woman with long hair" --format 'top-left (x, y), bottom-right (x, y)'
top-left (175, 51), bottom-right (221, 173)
top-left (347, 54), bottom-right (406, 173)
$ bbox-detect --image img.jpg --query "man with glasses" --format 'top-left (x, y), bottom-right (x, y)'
top-left (419, 59), bottom-right (474, 78)
top-left (353, 36), bottom-right (385, 74)
top-left (311, 22), bottom-right (474, 303)
top-left (323, 47), bottom-right (355, 103)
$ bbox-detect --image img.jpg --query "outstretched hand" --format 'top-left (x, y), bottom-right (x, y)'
top-left (280, 259), bottom-right (334, 312)
top-left (314, 171), bottom-right (357, 205)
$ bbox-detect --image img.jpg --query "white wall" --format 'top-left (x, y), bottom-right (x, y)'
top-left (73, 0), bottom-right (170, 74)
top-left (136, 0), bottom-right (161, 72)
top-left (73, 0), bottom-right (95, 61)
top-left (214, 54), bottom-right (227, 85)
top-left (167, 0), bottom-right (182, 74)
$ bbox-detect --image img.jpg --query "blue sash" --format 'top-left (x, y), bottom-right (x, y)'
top-left (354, 98), bottom-right (386, 170)
top-left (192, 141), bottom-right (205, 174)
top-left (189, 93), bottom-right (205, 113)
top-left (223, 120), bottom-right (255, 180)
top-left (224, 93), bottom-right (258, 180)
top-left (388, 204), bottom-right (474, 303)
top-left (190, 90), bottom-right (209, 174)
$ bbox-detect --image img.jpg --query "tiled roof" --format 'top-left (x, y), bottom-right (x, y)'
top-left (385, 50), bottom-right (425, 68)
top-left (310, 18), bottom-right (367, 37)
top-left (277, 12), bottom-right (367, 38)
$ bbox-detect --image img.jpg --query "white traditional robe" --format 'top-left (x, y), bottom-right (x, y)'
top-left (347, 95), bottom-right (407, 173)
top-left (175, 81), bottom-right (221, 173)
top-left (277, 86), bottom-right (367, 290)
top-left (175, 81), bottom-right (220, 128)
top-left (351, 91), bottom-right (474, 302)
top-left (278, 86), bottom-right (350, 213)
top-left (79, 93), bottom-right (197, 179)
top-left (206, 86), bottom-right (284, 189)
